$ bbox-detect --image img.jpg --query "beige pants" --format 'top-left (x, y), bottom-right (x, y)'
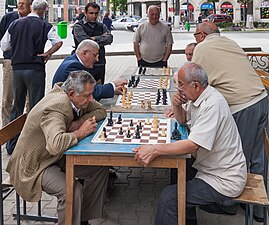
top-left (1, 59), bottom-right (29, 127)
top-left (41, 158), bottom-right (109, 225)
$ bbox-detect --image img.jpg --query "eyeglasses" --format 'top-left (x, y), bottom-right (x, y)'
top-left (88, 12), bottom-right (99, 15)
top-left (193, 31), bottom-right (207, 37)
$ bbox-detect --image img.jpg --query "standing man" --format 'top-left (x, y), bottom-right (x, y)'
top-left (6, 70), bottom-right (109, 225)
top-left (133, 5), bottom-right (173, 67)
top-left (52, 39), bottom-right (128, 101)
top-left (0, 0), bottom-right (31, 127)
top-left (72, 2), bottom-right (113, 84)
top-left (1, 0), bottom-right (63, 154)
top-left (134, 62), bottom-right (247, 225)
top-left (192, 21), bottom-right (268, 221)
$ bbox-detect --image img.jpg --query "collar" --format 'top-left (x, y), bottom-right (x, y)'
top-left (71, 102), bottom-right (80, 116)
top-left (83, 17), bottom-right (96, 26)
top-left (204, 33), bottom-right (220, 41)
top-left (76, 54), bottom-right (85, 67)
top-left (27, 12), bottom-right (40, 18)
top-left (192, 85), bottom-right (212, 107)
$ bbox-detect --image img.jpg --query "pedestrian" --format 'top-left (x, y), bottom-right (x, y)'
top-left (134, 62), bottom-right (247, 225)
top-left (133, 5), bottom-right (173, 67)
top-left (103, 12), bottom-right (112, 31)
top-left (192, 21), bottom-right (268, 222)
top-left (6, 70), bottom-right (109, 225)
top-left (52, 39), bottom-right (128, 101)
top-left (0, 0), bottom-right (31, 127)
top-left (0, 0), bottom-right (63, 154)
top-left (72, 2), bottom-right (113, 84)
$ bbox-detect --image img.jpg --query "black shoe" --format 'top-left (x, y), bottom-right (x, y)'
top-left (81, 221), bottom-right (88, 225)
top-left (200, 203), bottom-right (237, 215)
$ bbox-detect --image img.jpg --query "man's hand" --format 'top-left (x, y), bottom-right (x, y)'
top-left (164, 107), bottom-right (175, 118)
top-left (173, 90), bottom-right (188, 107)
top-left (73, 117), bottom-right (97, 140)
top-left (37, 52), bottom-right (51, 63)
top-left (69, 118), bottom-right (85, 132)
top-left (133, 145), bottom-right (158, 167)
top-left (113, 79), bottom-right (128, 95)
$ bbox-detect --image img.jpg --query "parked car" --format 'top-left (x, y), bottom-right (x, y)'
top-left (206, 14), bottom-right (232, 23)
top-left (126, 17), bottom-right (172, 32)
top-left (111, 17), bottom-right (137, 30)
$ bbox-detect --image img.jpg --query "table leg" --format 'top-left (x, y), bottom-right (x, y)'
top-left (177, 159), bottom-right (186, 225)
top-left (65, 155), bottom-right (75, 225)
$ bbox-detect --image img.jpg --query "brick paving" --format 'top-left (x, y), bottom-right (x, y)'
top-left (0, 54), bottom-right (267, 224)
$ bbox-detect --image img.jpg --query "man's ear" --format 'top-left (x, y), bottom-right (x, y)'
top-left (68, 90), bottom-right (75, 98)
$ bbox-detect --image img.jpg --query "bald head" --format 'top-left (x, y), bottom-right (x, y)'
top-left (147, 5), bottom-right (160, 25)
top-left (197, 21), bottom-right (220, 35)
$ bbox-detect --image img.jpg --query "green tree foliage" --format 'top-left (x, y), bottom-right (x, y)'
top-left (111, 0), bottom-right (127, 15)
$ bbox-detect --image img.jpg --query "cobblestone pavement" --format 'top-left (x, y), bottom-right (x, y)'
top-left (0, 55), bottom-right (267, 224)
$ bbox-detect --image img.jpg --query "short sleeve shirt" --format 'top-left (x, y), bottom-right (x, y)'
top-left (184, 86), bottom-right (247, 197)
top-left (133, 21), bottom-right (173, 63)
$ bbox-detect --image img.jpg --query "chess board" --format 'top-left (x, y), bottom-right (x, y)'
top-left (136, 67), bottom-right (173, 76)
top-left (115, 91), bottom-right (171, 106)
top-left (92, 117), bottom-right (171, 144)
top-left (129, 78), bottom-right (171, 90)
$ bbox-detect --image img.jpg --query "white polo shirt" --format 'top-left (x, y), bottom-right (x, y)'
top-left (184, 85), bottom-right (247, 197)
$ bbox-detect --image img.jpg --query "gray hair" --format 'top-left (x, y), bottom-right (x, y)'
top-left (186, 42), bottom-right (197, 49)
top-left (32, 0), bottom-right (48, 10)
top-left (199, 22), bottom-right (220, 35)
top-left (62, 70), bottom-right (96, 95)
top-left (182, 62), bottom-right (208, 88)
top-left (76, 39), bottom-right (99, 54)
top-left (147, 5), bottom-right (160, 14)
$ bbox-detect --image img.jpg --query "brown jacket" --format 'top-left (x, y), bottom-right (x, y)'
top-left (6, 84), bottom-right (106, 202)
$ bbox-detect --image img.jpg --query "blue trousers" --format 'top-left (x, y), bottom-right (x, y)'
top-left (6, 69), bottom-right (45, 154)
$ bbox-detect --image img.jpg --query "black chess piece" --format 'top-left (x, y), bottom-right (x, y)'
top-left (139, 121), bottom-right (142, 129)
top-left (110, 111), bottom-right (113, 119)
top-left (117, 115), bottom-right (122, 124)
top-left (103, 127), bottom-right (107, 138)
top-left (171, 122), bottom-right (181, 140)
top-left (138, 66), bottom-right (143, 74)
top-left (130, 119), bottom-right (133, 126)
top-left (107, 118), bottom-right (113, 126)
top-left (126, 129), bottom-right (131, 138)
top-left (119, 127), bottom-right (123, 135)
top-left (135, 127), bottom-right (141, 139)
top-left (134, 76), bottom-right (140, 87)
top-left (128, 79), bottom-right (132, 87)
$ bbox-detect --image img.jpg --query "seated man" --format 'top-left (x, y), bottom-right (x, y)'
top-left (134, 62), bottom-right (247, 225)
top-left (53, 39), bottom-right (127, 101)
top-left (6, 70), bottom-right (109, 225)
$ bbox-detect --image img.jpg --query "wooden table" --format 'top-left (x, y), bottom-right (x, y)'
top-left (65, 113), bottom-right (189, 225)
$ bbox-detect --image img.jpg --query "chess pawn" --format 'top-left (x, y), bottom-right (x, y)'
top-left (152, 122), bottom-right (158, 131)
top-left (163, 66), bottom-right (166, 75)
top-left (127, 101), bottom-right (131, 109)
top-left (129, 89), bottom-right (133, 97)
top-left (161, 127), bottom-right (166, 137)
top-left (146, 118), bottom-right (151, 125)
top-left (100, 131), bottom-right (105, 140)
top-left (167, 67), bottom-right (171, 76)
top-left (147, 100), bottom-right (151, 109)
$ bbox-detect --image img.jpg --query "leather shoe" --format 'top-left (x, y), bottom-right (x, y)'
top-left (200, 203), bottom-right (237, 215)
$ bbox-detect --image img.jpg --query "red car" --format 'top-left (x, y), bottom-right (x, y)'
top-left (207, 14), bottom-right (233, 23)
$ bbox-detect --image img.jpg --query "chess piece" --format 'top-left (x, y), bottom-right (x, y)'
top-left (141, 100), bottom-right (145, 109)
top-left (100, 131), bottom-right (105, 140)
top-left (129, 89), bottom-right (133, 97)
top-left (167, 67), bottom-right (171, 76)
top-left (126, 129), bottom-right (131, 138)
top-left (147, 100), bottom-right (151, 109)
top-left (163, 66), bottom-right (166, 75)
top-left (110, 111), bottom-right (113, 119)
top-left (128, 79), bottom-right (132, 87)
top-left (139, 121), bottom-right (142, 129)
top-left (103, 127), bottom-right (107, 138)
top-left (134, 76), bottom-right (140, 87)
top-left (171, 122), bottom-right (181, 140)
top-left (117, 114), bottom-right (122, 124)
top-left (130, 119), bottom-right (133, 126)
top-left (119, 127), bottom-right (123, 135)
top-left (159, 76), bottom-right (163, 89)
top-left (161, 127), bottom-right (166, 137)
top-left (107, 118), bottom-right (113, 126)
top-left (146, 118), bottom-right (151, 125)
top-left (134, 126), bottom-right (141, 139)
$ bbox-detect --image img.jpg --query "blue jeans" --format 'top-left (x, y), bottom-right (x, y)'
top-left (6, 69), bottom-right (45, 154)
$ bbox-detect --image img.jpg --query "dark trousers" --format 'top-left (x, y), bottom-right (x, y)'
top-left (90, 65), bottom-right (105, 84)
top-left (6, 69), bottom-right (45, 154)
top-left (154, 159), bottom-right (231, 225)
top-left (138, 58), bottom-right (167, 68)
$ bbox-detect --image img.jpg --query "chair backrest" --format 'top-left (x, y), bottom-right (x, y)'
top-left (0, 114), bottom-right (27, 145)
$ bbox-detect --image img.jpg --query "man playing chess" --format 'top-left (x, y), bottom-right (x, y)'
top-left (6, 70), bottom-right (108, 225)
top-left (134, 62), bottom-right (247, 225)
top-left (52, 39), bottom-right (127, 101)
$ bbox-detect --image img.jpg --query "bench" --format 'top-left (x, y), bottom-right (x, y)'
top-left (0, 114), bottom-right (57, 224)
top-left (233, 128), bottom-right (269, 225)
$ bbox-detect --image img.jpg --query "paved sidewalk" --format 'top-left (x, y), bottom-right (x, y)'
top-left (0, 55), bottom-right (267, 225)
